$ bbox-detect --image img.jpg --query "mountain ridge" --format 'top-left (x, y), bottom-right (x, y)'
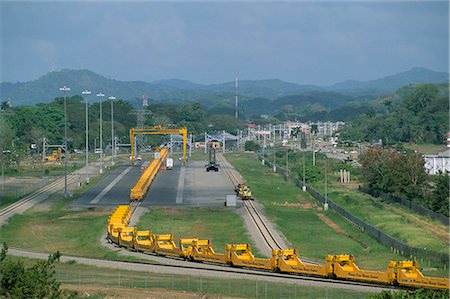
top-left (0, 67), bottom-right (448, 106)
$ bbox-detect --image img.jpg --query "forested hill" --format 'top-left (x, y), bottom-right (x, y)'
top-left (338, 83), bottom-right (449, 144)
top-left (1, 67), bottom-right (448, 107)
top-left (327, 67), bottom-right (449, 96)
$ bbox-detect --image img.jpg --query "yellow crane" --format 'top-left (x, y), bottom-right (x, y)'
top-left (129, 126), bottom-right (188, 165)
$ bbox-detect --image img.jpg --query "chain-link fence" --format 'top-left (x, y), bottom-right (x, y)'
top-left (0, 177), bottom-right (49, 199)
top-left (259, 156), bottom-right (449, 266)
top-left (55, 267), bottom-right (369, 298)
top-left (358, 186), bottom-right (449, 226)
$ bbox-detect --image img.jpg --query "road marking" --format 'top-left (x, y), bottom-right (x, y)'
top-left (90, 166), bottom-right (132, 204)
top-left (176, 165), bottom-right (186, 204)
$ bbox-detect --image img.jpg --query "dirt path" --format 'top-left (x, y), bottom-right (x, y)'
top-left (317, 213), bottom-right (368, 249)
top-left (64, 284), bottom-right (241, 299)
top-left (387, 205), bottom-right (449, 243)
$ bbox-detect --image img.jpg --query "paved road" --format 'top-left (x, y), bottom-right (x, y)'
top-left (74, 158), bottom-right (236, 207)
top-left (74, 162), bottom-right (142, 206)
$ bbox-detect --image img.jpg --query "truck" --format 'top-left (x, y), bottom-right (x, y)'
top-left (205, 146), bottom-right (219, 172)
top-left (45, 148), bottom-right (65, 162)
top-left (166, 157), bottom-right (173, 170)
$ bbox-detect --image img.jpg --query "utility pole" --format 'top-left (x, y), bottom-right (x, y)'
top-left (189, 133), bottom-right (192, 158)
top-left (96, 93), bottom-right (105, 174)
top-left (235, 77), bottom-right (239, 118)
top-left (324, 156), bottom-right (328, 211)
top-left (59, 85), bottom-right (70, 197)
top-left (109, 96), bottom-right (116, 166)
top-left (82, 90), bottom-right (91, 183)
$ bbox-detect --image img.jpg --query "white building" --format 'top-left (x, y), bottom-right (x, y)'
top-left (424, 149), bottom-right (450, 175)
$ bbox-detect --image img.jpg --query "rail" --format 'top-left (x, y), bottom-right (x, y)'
top-left (217, 153), bottom-right (283, 250)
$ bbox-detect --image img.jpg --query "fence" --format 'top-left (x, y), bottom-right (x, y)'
top-left (259, 156), bottom-right (449, 266)
top-left (358, 186), bottom-right (449, 226)
top-left (0, 177), bottom-right (49, 199)
top-left (55, 267), bottom-right (368, 298)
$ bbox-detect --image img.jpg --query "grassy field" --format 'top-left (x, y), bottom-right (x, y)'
top-left (0, 166), bottom-right (142, 262)
top-left (403, 143), bottom-right (447, 154)
top-left (6, 255), bottom-right (375, 299)
top-left (136, 207), bottom-right (257, 255)
top-left (311, 177), bottom-right (449, 255)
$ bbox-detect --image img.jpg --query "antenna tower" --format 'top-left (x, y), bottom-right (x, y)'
top-left (235, 77), bottom-right (239, 118)
top-left (132, 94), bottom-right (151, 153)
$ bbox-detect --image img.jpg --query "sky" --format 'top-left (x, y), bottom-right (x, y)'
top-left (0, 1), bottom-right (448, 85)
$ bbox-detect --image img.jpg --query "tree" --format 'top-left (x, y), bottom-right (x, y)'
top-left (0, 243), bottom-right (74, 298)
top-left (207, 114), bottom-right (245, 133)
top-left (244, 140), bottom-right (260, 152)
top-left (430, 172), bottom-right (450, 216)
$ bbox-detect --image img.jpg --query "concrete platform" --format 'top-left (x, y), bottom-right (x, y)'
top-left (73, 158), bottom-right (238, 207)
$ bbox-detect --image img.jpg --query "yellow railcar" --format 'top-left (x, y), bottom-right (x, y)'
top-left (118, 227), bottom-right (135, 249)
top-left (395, 260), bottom-right (450, 290)
top-left (329, 254), bottom-right (395, 285)
top-left (130, 148), bottom-right (168, 201)
top-left (275, 249), bottom-right (330, 277)
top-left (133, 230), bottom-right (154, 253)
top-left (190, 239), bottom-right (228, 264)
top-left (153, 234), bottom-right (180, 257)
top-left (227, 244), bottom-right (277, 271)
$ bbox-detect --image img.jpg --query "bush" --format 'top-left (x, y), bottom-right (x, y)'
top-left (0, 243), bottom-right (76, 298)
top-left (245, 141), bottom-right (260, 152)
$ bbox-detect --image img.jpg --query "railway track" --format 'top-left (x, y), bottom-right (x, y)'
top-left (0, 168), bottom-right (88, 223)
top-left (6, 245), bottom-right (399, 293)
top-left (217, 153), bottom-right (284, 250)
top-left (217, 153), bottom-right (322, 265)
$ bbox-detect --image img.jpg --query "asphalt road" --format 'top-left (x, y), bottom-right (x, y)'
top-left (74, 158), bottom-right (236, 207)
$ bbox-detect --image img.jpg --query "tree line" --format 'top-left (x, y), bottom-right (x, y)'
top-left (339, 83), bottom-right (448, 145)
top-left (360, 148), bottom-right (449, 216)
top-left (0, 97), bottom-right (248, 169)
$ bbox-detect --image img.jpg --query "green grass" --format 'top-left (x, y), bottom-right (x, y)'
top-left (5, 255), bottom-right (374, 299)
top-left (403, 143), bottom-right (447, 154)
top-left (0, 165), bottom-right (144, 263)
top-left (225, 153), bottom-right (408, 270)
top-left (137, 207), bottom-right (258, 255)
top-left (310, 177), bottom-right (449, 255)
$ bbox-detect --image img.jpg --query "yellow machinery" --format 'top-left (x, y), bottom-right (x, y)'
top-left (191, 239), bottom-right (227, 264)
top-left (130, 148), bottom-right (168, 201)
top-left (133, 230), bottom-right (154, 254)
top-left (276, 249), bottom-right (330, 277)
top-left (395, 260), bottom-right (450, 290)
top-left (227, 244), bottom-right (277, 270)
top-left (105, 206), bottom-right (450, 290)
top-left (45, 148), bottom-right (64, 162)
top-left (118, 226), bottom-right (135, 249)
top-left (107, 205), bottom-right (131, 243)
top-left (153, 234), bottom-right (180, 257)
top-left (179, 238), bottom-right (198, 258)
top-left (236, 183), bottom-right (252, 200)
top-left (329, 254), bottom-right (396, 285)
top-left (130, 126), bottom-right (187, 165)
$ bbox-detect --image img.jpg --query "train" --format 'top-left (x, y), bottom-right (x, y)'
top-left (235, 183), bottom-right (252, 200)
top-left (107, 206), bottom-right (449, 291)
top-left (130, 148), bottom-right (168, 201)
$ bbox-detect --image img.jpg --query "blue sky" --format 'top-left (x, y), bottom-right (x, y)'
top-left (1, 1), bottom-right (448, 85)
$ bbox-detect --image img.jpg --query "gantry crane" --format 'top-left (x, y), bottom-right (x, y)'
top-left (129, 126), bottom-right (188, 165)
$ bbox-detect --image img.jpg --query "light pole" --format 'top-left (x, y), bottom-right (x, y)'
top-left (59, 85), bottom-right (70, 197)
top-left (0, 105), bottom-right (4, 190)
top-left (82, 89), bottom-right (91, 183)
top-left (97, 93), bottom-right (105, 173)
top-left (272, 143), bottom-right (276, 172)
top-left (108, 96), bottom-right (116, 166)
top-left (324, 156), bottom-right (329, 211)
